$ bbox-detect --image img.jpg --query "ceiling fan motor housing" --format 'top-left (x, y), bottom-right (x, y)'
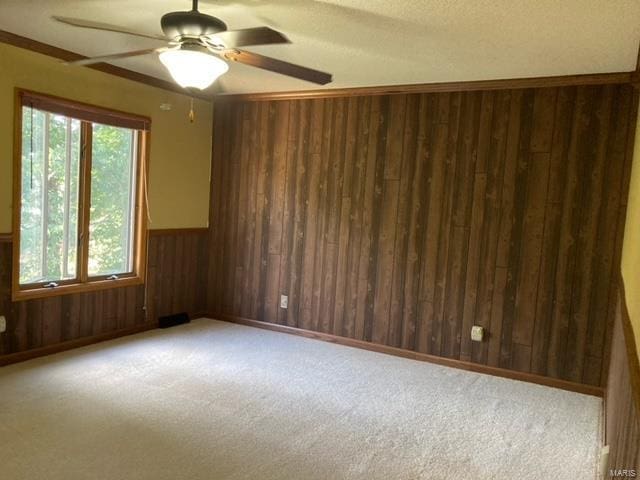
top-left (161, 10), bottom-right (227, 39)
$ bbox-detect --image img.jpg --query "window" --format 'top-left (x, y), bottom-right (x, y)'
top-left (13, 90), bottom-right (149, 300)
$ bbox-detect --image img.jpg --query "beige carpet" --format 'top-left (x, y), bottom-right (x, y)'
top-left (0, 318), bottom-right (601, 480)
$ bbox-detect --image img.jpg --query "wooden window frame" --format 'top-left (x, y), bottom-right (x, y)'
top-left (11, 89), bottom-right (150, 301)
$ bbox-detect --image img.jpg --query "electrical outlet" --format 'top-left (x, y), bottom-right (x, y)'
top-left (280, 295), bottom-right (288, 309)
top-left (0, 315), bottom-right (6, 333)
top-left (471, 325), bottom-right (484, 342)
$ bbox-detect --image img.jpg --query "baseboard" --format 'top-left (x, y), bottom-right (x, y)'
top-left (215, 314), bottom-right (604, 398)
top-left (0, 323), bottom-right (157, 366)
top-left (2, 310), bottom-right (606, 397)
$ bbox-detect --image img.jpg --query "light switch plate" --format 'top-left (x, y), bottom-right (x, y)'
top-left (0, 315), bottom-right (6, 333)
top-left (280, 295), bottom-right (288, 309)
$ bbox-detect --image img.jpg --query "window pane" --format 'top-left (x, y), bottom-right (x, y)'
top-left (19, 107), bottom-right (81, 284)
top-left (88, 124), bottom-right (137, 277)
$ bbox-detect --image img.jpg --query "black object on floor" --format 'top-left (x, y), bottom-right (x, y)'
top-left (158, 312), bottom-right (190, 329)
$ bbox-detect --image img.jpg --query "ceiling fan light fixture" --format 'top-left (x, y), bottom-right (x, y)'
top-left (159, 44), bottom-right (228, 90)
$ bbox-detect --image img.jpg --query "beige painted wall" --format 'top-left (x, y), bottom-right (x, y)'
top-left (0, 42), bottom-right (212, 232)
top-left (622, 106), bottom-right (640, 357)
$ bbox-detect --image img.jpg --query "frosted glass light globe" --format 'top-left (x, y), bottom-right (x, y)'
top-left (160, 46), bottom-right (229, 90)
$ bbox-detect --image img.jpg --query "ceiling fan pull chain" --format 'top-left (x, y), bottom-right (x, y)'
top-left (189, 98), bottom-right (195, 123)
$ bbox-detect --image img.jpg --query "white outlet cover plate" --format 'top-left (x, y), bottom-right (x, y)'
top-left (471, 325), bottom-right (484, 342)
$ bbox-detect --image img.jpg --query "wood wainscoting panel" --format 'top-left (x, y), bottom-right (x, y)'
top-left (207, 84), bottom-right (638, 388)
top-left (146, 229), bottom-right (209, 323)
top-left (0, 229), bottom-right (209, 361)
top-left (606, 284), bottom-right (640, 471)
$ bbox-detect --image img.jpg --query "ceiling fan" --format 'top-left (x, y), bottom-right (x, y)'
top-left (53, 0), bottom-right (333, 90)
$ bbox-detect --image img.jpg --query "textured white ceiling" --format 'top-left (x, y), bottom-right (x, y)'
top-left (0, 0), bottom-right (639, 95)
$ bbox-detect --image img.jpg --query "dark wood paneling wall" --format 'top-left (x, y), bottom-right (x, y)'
top-left (606, 287), bottom-right (640, 470)
top-left (146, 230), bottom-right (209, 322)
top-left (0, 230), bottom-right (208, 358)
top-left (208, 84), bottom-right (637, 387)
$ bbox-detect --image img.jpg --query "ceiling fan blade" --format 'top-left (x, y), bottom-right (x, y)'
top-left (211, 27), bottom-right (290, 48)
top-left (65, 48), bottom-right (162, 66)
top-left (223, 50), bottom-right (332, 85)
top-left (53, 16), bottom-right (167, 41)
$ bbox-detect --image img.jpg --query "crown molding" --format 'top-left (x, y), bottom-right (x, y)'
top-left (215, 71), bottom-right (635, 102)
top-left (0, 29), bottom-right (212, 101)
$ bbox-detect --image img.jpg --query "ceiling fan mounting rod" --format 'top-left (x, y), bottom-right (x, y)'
top-left (192, 0), bottom-right (199, 11)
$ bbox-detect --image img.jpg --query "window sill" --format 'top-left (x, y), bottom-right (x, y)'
top-left (12, 275), bottom-right (144, 302)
